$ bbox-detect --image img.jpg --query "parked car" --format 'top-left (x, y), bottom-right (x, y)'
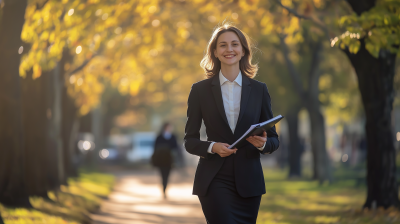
top-left (127, 132), bottom-right (156, 162)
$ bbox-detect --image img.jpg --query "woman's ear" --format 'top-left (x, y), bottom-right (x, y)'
top-left (214, 49), bottom-right (218, 58)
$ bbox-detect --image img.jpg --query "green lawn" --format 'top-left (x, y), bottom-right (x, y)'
top-left (257, 168), bottom-right (400, 224)
top-left (1, 166), bottom-right (399, 224)
top-left (0, 172), bottom-right (115, 224)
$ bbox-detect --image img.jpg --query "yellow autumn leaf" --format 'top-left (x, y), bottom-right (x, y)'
top-left (32, 64), bottom-right (42, 79)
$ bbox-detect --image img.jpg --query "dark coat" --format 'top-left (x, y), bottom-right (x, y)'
top-left (152, 134), bottom-right (178, 168)
top-left (184, 75), bottom-right (279, 197)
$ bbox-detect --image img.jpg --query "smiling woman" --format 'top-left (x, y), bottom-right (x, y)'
top-left (184, 22), bottom-right (280, 224)
top-left (200, 23), bottom-right (258, 79)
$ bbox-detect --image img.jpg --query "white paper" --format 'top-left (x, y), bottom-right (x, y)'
top-left (228, 115), bottom-right (283, 149)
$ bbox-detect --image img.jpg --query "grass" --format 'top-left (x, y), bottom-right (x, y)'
top-left (2, 164), bottom-right (399, 224)
top-left (257, 167), bottom-right (400, 224)
top-left (0, 172), bottom-right (115, 224)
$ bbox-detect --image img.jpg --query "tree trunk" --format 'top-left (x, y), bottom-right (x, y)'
top-left (45, 70), bottom-right (61, 190)
top-left (21, 73), bottom-right (50, 197)
top-left (66, 118), bottom-right (80, 177)
top-left (345, 40), bottom-right (399, 208)
top-left (306, 41), bottom-right (332, 183)
top-left (60, 50), bottom-right (79, 178)
top-left (89, 103), bottom-right (103, 168)
top-left (62, 92), bottom-right (79, 178)
top-left (345, 0), bottom-right (399, 209)
top-left (306, 100), bottom-right (332, 183)
top-left (280, 37), bottom-right (332, 182)
top-left (53, 63), bottom-right (65, 185)
top-left (0, 0), bottom-right (30, 207)
top-left (287, 103), bottom-right (303, 177)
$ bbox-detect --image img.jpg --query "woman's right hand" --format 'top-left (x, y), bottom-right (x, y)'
top-left (211, 143), bottom-right (238, 157)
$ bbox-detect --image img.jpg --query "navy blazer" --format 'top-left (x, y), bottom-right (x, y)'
top-left (184, 74), bottom-right (279, 198)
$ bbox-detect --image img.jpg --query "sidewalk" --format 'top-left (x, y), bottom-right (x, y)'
top-left (91, 167), bottom-right (206, 224)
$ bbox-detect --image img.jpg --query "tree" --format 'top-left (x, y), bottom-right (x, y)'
top-left (257, 26), bottom-right (362, 178)
top-left (9, 0), bottom-right (396, 210)
top-left (21, 70), bottom-right (54, 197)
top-left (0, 0), bottom-right (30, 207)
top-left (273, 0), bottom-right (400, 208)
top-left (341, 0), bottom-right (399, 209)
top-left (17, 0), bottom-right (343, 183)
top-left (286, 102), bottom-right (303, 177)
top-left (256, 35), bottom-right (306, 177)
top-left (279, 33), bottom-right (332, 182)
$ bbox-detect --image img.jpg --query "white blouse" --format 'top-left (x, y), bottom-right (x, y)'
top-left (207, 71), bottom-right (265, 153)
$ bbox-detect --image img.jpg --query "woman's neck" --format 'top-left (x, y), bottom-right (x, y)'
top-left (220, 64), bottom-right (240, 82)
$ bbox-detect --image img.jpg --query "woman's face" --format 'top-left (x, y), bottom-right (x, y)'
top-left (214, 31), bottom-right (245, 67)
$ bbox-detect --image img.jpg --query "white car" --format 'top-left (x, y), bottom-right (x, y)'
top-left (127, 132), bottom-right (156, 162)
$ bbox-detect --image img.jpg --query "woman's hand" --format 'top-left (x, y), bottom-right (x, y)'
top-left (246, 131), bottom-right (267, 148)
top-left (212, 143), bottom-right (238, 157)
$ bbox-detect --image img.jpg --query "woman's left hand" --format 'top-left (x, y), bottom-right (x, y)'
top-left (246, 131), bottom-right (267, 148)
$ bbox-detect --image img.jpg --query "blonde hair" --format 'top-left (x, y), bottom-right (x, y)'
top-left (200, 23), bottom-right (258, 78)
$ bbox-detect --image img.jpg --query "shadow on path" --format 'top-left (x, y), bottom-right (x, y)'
top-left (91, 167), bottom-right (206, 224)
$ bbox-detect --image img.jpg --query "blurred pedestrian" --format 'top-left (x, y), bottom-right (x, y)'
top-left (184, 23), bottom-right (280, 224)
top-left (151, 122), bottom-right (178, 199)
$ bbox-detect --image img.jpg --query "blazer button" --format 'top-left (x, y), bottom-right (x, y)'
top-left (200, 156), bottom-right (205, 159)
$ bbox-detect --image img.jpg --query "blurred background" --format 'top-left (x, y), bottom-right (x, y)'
top-left (1, 0), bottom-right (400, 223)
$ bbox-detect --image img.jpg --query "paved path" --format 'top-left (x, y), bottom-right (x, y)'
top-left (91, 168), bottom-right (206, 224)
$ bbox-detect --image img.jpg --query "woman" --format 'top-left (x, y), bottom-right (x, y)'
top-left (152, 122), bottom-right (178, 199)
top-left (184, 23), bottom-right (279, 223)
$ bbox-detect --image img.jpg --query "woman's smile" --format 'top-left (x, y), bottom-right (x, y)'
top-left (224, 54), bottom-right (236, 59)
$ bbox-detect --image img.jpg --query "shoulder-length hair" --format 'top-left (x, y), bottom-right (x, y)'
top-left (200, 23), bottom-right (258, 79)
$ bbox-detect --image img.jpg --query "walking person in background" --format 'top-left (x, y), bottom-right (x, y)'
top-left (151, 122), bottom-right (178, 199)
top-left (184, 23), bottom-right (280, 224)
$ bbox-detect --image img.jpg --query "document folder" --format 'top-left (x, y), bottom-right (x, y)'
top-left (228, 115), bottom-right (284, 149)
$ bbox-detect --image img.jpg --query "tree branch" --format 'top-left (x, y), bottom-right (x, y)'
top-left (66, 54), bottom-right (97, 77)
top-left (274, 0), bottom-right (332, 41)
top-left (36, 0), bottom-right (49, 11)
top-left (279, 35), bottom-right (307, 100)
top-left (274, 0), bottom-right (310, 19)
top-left (307, 41), bottom-right (324, 98)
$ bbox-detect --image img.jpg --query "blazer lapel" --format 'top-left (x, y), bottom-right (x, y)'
top-left (211, 76), bottom-right (230, 128)
top-left (236, 75), bottom-right (252, 130)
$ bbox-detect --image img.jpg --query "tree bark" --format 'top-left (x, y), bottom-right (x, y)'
top-left (306, 100), bottom-right (331, 183)
top-left (0, 0), bottom-right (30, 207)
top-left (65, 117), bottom-right (80, 177)
top-left (53, 63), bottom-right (65, 185)
top-left (60, 50), bottom-right (79, 178)
top-left (344, 40), bottom-right (399, 208)
top-left (45, 70), bottom-right (61, 190)
top-left (344, 0), bottom-right (399, 209)
top-left (305, 41), bottom-right (332, 183)
top-left (21, 73), bottom-right (50, 197)
top-left (62, 92), bottom-right (78, 179)
top-left (287, 103), bottom-right (303, 177)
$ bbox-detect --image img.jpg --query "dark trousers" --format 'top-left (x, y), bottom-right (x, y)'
top-left (158, 167), bottom-right (171, 194)
top-left (198, 154), bottom-right (262, 224)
